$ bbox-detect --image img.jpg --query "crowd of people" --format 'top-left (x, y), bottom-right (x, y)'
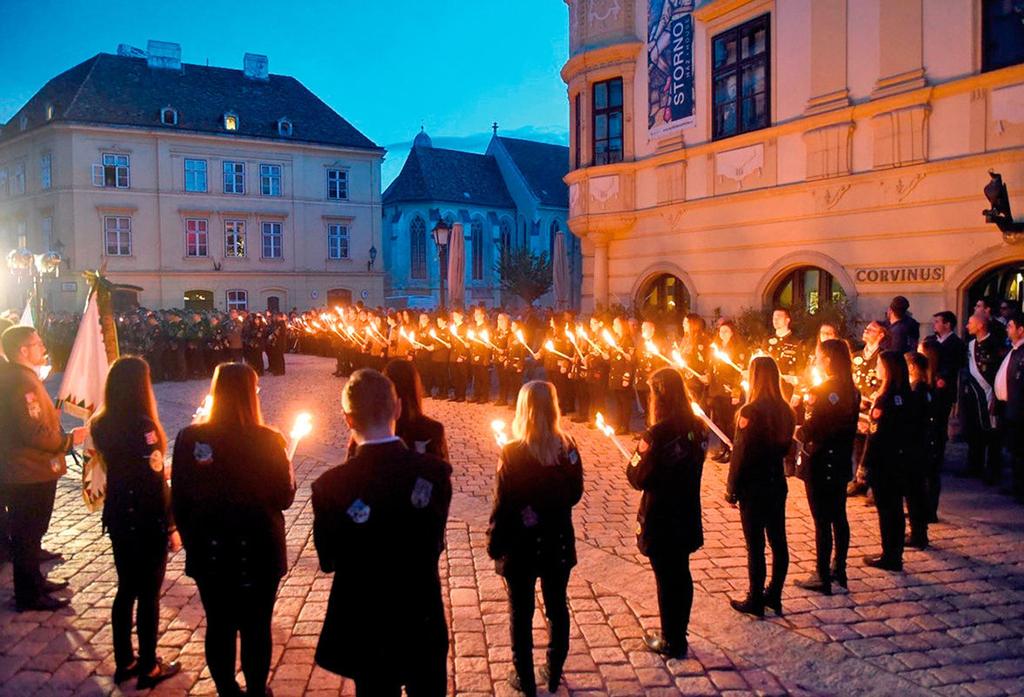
top-left (0, 290), bottom-right (1021, 696)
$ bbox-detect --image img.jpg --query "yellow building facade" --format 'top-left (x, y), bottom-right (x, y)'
top-left (563, 0), bottom-right (1024, 325)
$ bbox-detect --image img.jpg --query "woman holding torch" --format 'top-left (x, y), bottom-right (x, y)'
top-left (172, 363), bottom-right (296, 697)
top-left (487, 381), bottom-right (584, 696)
top-left (709, 318), bottom-right (748, 463)
top-left (724, 355), bottom-right (794, 617)
top-left (627, 367), bottom-right (706, 659)
top-left (90, 356), bottom-right (181, 689)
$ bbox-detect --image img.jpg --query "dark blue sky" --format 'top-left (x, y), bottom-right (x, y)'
top-left (0, 0), bottom-right (571, 185)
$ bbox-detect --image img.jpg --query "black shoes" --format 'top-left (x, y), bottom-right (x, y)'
top-left (39, 548), bottom-right (64, 562)
top-left (507, 668), bottom-right (537, 697)
top-left (136, 658), bottom-right (181, 690)
top-left (41, 578), bottom-right (69, 593)
top-left (538, 664), bottom-right (562, 693)
top-left (846, 481), bottom-right (868, 497)
top-left (795, 575), bottom-right (832, 596)
top-left (763, 587), bottom-right (784, 616)
top-left (643, 632), bottom-right (687, 659)
top-left (16, 594), bottom-right (70, 612)
top-left (863, 555), bottom-right (903, 572)
top-left (831, 568), bottom-right (848, 589)
top-left (905, 536), bottom-right (929, 550)
top-left (730, 596), bottom-right (765, 617)
top-left (113, 661), bottom-right (139, 684)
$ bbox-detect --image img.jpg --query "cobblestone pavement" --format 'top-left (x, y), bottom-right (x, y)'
top-left (2, 354), bottom-right (1023, 696)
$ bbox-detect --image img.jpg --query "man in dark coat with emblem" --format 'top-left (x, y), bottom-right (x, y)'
top-left (312, 369), bottom-right (452, 696)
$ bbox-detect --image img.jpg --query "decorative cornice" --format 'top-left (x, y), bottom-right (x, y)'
top-left (561, 41), bottom-right (643, 85)
top-left (694, 0), bottom-right (765, 23)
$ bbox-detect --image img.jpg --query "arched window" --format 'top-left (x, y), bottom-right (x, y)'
top-left (410, 216), bottom-right (427, 280)
top-left (470, 218), bottom-right (484, 281)
top-left (499, 218), bottom-right (513, 258)
top-left (161, 107), bottom-right (178, 125)
top-left (772, 266), bottom-right (846, 313)
top-left (968, 261), bottom-right (1024, 311)
top-left (638, 274), bottom-right (690, 319)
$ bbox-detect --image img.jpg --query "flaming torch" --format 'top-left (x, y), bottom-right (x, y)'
top-left (670, 349), bottom-right (706, 381)
top-left (644, 340), bottom-right (673, 365)
top-left (491, 419), bottom-right (510, 448)
top-left (711, 343), bottom-right (744, 374)
top-left (287, 412), bottom-right (313, 461)
top-left (690, 401), bottom-right (732, 449)
top-left (193, 394), bottom-right (213, 423)
top-left (543, 340), bottom-right (573, 361)
top-left (429, 328), bottom-right (451, 348)
top-left (594, 412), bottom-right (633, 461)
top-left (514, 329), bottom-right (538, 358)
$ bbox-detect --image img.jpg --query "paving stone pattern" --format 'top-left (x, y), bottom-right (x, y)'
top-left (1, 355), bottom-right (1022, 696)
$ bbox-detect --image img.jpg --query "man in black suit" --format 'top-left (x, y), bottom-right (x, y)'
top-left (995, 312), bottom-right (1024, 500)
top-left (312, 369), bottom-right (452, 697)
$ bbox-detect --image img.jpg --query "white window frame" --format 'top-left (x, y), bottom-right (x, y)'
top-left (261, 221), bottom-right (283, 259)
top-left (223, 160), bottom-right (245, 195)
top-left (184, 158), bottom-right (207, 192)
top-left (40, 154), bottom-right (51, 190)
top-left (93, 153), bottom-right (130, 188)
top-left (224, 219), bottom-right (246, 257)
top-left (226, 289), bottom-right (248, 311)
top-left (185, 218), bottom-right (209, 257)
top-left (223, 112), bottom-right (239, 131)
top-left (326, 168), bottom-right (348, 200)
top-left (161, 107), bottom-right (178, 125)
top-left (103, 216), bottom-right (132, 256)
top-left (327, 223), bottom-right (349, 260)
top-left (41, 217), bottom-right (53, 250)
top-left (277, 118), bottom-right (292, 136)
top-left (259, 163), bottom-right (282, 197)
top-left (12, 162), bottom-right (25, 195)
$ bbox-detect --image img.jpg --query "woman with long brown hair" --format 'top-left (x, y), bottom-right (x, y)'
top-left (488, 381), bottom-right (584, 696)
top-left (172, 363), bottom-right (295, 697)
top-left (628, 367), bottom-right (706, 659)
top-left (385, 358), bottom-right (449, 460)
top-left (90, 356), bottom-right (181, 688)
top-left (725, 356), bottom-right (794, 616)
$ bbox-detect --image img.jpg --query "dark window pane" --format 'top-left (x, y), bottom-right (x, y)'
top-left (714, 36), bottom-right (736, 68)
top-left (609, 112), bottom-right (622, 137)
top-left (595, 114), bottom-right (608, 139)
top-left (594, 82), bottom-right (607, 109)
top-left (742, 65), bottom-right (765, 96)
top-left (609, 78), bottom-right (623, 107)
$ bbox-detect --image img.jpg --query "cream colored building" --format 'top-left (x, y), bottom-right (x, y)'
top-left (564, 0), bottom-right (1024, 326)
top-left (0, 42), bottom-right (384, 315)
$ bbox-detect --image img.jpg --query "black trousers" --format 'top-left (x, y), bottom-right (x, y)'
top-left (649, 553), bottom-right (693, 648)
top-left (966, 426), bottom-right (1002, 481)
top-left (197, 578), bottom-right (279, 697)
top-left (451, 362), bottom-right (469, 400)
top-left (7, 480), bottom-right (57, 605)
top-left (355, 659), bottom-right (447, 697)
top-left (612, 388), bottom-right (633, 434)
top-left (111, 534), bottom-right (167, 672)
top-left (497, 367), bottom-right (518, 404)
top-left (903, 463), bottom-right (930, 545)
top-left (738, 494), bottom-right (788, 599)
top-left (471, 364), bottom-right (491, 402)
top-left (1007, 421), bottom-right (1024, 499)
top-left (505, 568), bottom-right (571, 694)
top-left (803, 479), bottom-right (849, 584)
top-left (570, 378), bottom-right (590, 420)
top-left (432, 361), bottom-right (450, 398)
top-left (870, 475), bottom-right (905, 565)
top-left (587, 381), bottom-right (607, 422)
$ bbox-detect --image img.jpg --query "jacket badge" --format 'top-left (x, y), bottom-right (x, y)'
top-left (150, 450), bottom-right (164, 472)
top-left (521, 505), bottom-right (539, 528)
top-left (414, 440), bottom-right (430, 454)
top-left (828, 392), bottom-right (839, 405)
top-left (193, 442), bottom-right (214, 465)
top-left (347, 498), bottom-right (370, 524)
top-left (410, 477), bottom-right (433, 509)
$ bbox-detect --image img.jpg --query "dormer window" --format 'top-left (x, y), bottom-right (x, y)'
top-left (19, 115), bottom-right (28, 131)
top-left (277, 118), bottom-right (293, 137)
top-left (161, 107), bottom-right (178, 125)
top-left (45, 104), bottom-right (55, 121)
top-left (223, 112), bottom-right (239, 131)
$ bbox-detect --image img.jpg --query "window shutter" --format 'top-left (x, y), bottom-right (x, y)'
top-left (116, 165), bottom-right (130, 188)
top-left (92, 164), bottom-right (104, 187)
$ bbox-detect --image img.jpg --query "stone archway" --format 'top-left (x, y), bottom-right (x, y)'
top-left (755, 251), bottom-right (857, 309)
top-left (630, 262), bottom-right (699, 315)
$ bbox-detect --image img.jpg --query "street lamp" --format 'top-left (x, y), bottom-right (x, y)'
top-left (432, 219), bottom-right (451, 311)
top-left (367, 244), bottom-right (377, 272)
top-left (5, 247), bottom-right (63, 327)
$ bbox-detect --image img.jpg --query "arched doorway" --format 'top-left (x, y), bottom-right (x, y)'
top-left (183, 289), bottom-right (214, 311)
top-left (327, 288), bottom-right (352, 307)
top-left (637, 274), bottom-right (690, 320)
top-left (111, 288), bottom-right (140, 313)
top-left (966, 260), bottom-right (1024, 314)
top-left (771, 266), bottom-right (846, 313)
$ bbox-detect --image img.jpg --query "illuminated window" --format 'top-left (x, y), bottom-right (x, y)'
top-left (185, 218), bottom-right (209, 257)
top-left (223, 112), bottom-right (239, 131)
top-left (224, 220), bottom-right (246, 257)
top-left (772, 266), bottom-right (846, 314)
top-left (45, 104), bottom-right (55, 121)
top-left (638, 274), bottom-right (690, 318)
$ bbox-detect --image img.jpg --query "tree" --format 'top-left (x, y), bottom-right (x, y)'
top-left (495, 247), bottom-right (553, 306)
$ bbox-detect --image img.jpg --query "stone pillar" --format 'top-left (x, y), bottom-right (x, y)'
top-left (873, 0), bottom-right (926, 98)
top-left (592, 234), bottom-right (609, 309)
top-left (805, 0), bottom-right (849, 114)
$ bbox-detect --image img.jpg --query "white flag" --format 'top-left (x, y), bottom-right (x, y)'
top-left (20, 300), bottom-right (33, 327)
top-left (57, 291), bottom-right (111, 421)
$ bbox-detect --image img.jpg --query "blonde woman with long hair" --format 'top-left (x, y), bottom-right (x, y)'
top-left (487, 381), bottom-right (584, 696)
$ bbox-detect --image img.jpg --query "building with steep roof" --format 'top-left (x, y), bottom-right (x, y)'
top-left (382, 130), bottom-right (579, 308)
top-left (0, 41), bottom-right (384, 313)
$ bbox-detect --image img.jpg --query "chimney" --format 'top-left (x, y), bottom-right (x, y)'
top-left (243, 53), bottom-right (269, 81)
top-left (147, 40), bottom-right (182, 70)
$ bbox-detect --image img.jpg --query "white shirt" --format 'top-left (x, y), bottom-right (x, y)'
top-left (995, 339), bottom-right (1024, 402)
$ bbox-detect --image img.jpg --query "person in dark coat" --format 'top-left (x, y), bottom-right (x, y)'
top-left (862, 351), bottom-right (921, 572)
top-left (386, 359), bottom-right (449, 460)
top-left (0, 326), bottom-right (86, 612)
top-left (90, 356), bottom-right (181, 688)
top-left (905, 352), bottom-right (935, 549)
top-left (725, 355), bottom-right (795, 616)
top-left (627, 367), bottom-right (706, 659)
top-left (882, 295), bottom-right (920, 355)
top-left (172, 363), bottom-right (295, 697)
top-left (995, 312), bottom-right (1024, 501)
top-left (488, 381), bottom-right (584, 696)
top-left (795, 339), bottom-right (860, 595)
top-left (960, 312), bottom-right (1006, 481)
top-left (312, 369), bottom-right (452, 697)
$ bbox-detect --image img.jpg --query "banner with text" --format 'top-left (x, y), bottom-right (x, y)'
top-left (648, 0), bottom-right (695, 138)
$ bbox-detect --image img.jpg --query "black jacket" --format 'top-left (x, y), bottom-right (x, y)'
top-left (398, 414), bottom-right (449, 462)
top-left (626, 417), bottom-right (706, 557)
top-left (863, 389), bottom-right (920, 483)
top-left (487, 439), bottom-right (584, 577)
top-left (312, 440), bottom-right (451, 681)
top-left (726, 401), bottom-right (791, 502)
top-left (1001, 345), bottom-right (1024, 424)
top-left (171, 423), bottom-right (295, 584)
top-left (93, 415), bottom-right (172, 542)
top-left (796, 377), bottom-right (860, 485)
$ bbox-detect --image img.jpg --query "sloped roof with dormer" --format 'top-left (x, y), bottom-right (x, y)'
top-left (495, 136), bottom-right (569, 208)
top-left (0, 52), bottom-right (380, 150)
top-left (382, 144), bottom-right (514, 209)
